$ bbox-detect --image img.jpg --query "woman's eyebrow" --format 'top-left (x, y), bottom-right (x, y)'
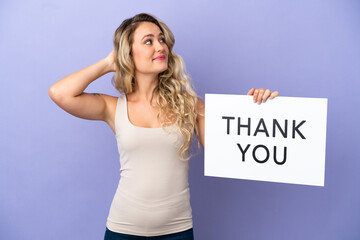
top-left (141, 32), bottom-right (164, 40)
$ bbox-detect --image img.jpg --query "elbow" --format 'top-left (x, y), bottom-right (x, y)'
top-left (48, 85), bottom-right (59, 102)
top-left (48, 85), bottom-right (65, 103)
top-left (48, 85), bottom-right (55, 99)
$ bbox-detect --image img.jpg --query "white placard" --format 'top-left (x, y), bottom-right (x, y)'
top-left (204, 93), bottom-right (328, 186)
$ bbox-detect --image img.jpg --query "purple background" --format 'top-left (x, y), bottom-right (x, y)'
top-left (1, 0), bottom-right (359, 239)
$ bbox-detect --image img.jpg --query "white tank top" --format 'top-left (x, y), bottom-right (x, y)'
top-left (106, 94), bottom-right (193, 236)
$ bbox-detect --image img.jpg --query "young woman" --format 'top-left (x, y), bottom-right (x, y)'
top-left (49, 13), bottom-right (279, 240)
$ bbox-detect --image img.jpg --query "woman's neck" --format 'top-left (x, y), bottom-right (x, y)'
top-left (131, 72), bottom-right (159, 102)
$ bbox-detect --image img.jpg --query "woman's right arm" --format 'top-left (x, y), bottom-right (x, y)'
top-left (48, 51), bottom-right (117, 125)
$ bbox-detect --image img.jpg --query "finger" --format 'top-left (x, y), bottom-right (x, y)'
top-left (270, 91), bottom-right (279, 99)
top-left (253, 89), bottom-right (259, 102)
top-left (262, 89), bottom-right (271, 103)
top-left (247, 88), bottom-right (255, 96)
top-left (257, 88), bottom-right (265, 104)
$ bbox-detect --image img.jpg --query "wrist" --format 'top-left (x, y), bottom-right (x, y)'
top-left (101, 58), bottom-right (115, 73)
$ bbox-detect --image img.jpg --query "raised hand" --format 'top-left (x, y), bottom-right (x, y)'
top-left (105, 49), bottom-right (117, 72)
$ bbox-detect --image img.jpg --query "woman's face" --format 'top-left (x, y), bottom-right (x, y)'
top-left (131, 22), bottom-right (169, 76)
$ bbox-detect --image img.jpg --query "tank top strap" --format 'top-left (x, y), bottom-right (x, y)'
top-left (114, 94), bottom-right (126, 137)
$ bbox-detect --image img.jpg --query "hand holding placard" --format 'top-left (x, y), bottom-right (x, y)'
top-left (247, 88), bottom-right (279, 104)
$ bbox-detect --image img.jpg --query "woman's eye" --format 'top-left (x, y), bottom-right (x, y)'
top-left (145, 39), bottom-right (152, 45)
top-left (160, 38), bottom-right (166, 43)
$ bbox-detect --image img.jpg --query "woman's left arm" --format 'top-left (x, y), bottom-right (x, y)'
top-left (196, 98), bottom-right (205, 150)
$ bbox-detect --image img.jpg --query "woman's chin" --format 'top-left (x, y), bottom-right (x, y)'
top-left (156, 66), bottom-right (168, 74)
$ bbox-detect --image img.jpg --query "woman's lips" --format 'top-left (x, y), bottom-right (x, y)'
top-left (153, 55), bottom-right (166, 61)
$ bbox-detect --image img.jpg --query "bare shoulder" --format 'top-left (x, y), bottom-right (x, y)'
top-left (196, 97), bottom-right (205, 115)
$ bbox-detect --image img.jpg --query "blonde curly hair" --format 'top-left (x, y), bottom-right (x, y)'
top-left (111, 13), bottom-right (202, 161)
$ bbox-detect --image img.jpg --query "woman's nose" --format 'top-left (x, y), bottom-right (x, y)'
top-left (155, 40), bottom-right (165, 52)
